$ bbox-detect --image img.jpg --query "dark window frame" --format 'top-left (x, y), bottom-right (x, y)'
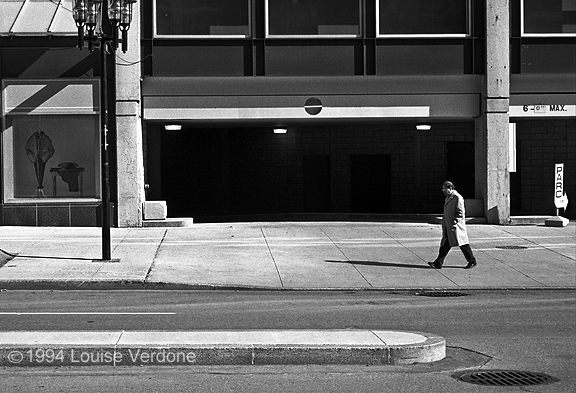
top-left (521, 0), bottom-right (576, 36)
top-left (376, 0), bottom-right (471, 38)
top-left (153, 0), bottom-right (252, 38)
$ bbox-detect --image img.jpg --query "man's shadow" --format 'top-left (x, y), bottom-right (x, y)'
top-left (326, 260), bottom-right (461, 269)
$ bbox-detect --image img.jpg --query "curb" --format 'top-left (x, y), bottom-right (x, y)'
top-left (0, 330), bottom-right (445, 367)
top-left (0, 280), bottom-right (575, 291)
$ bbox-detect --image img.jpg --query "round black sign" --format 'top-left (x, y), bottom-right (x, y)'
top-left (304, 97), bottom-right (322, 115)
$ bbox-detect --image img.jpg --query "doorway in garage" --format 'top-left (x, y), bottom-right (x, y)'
top-left (303, 155), bottom-right (330, 213)
top-left (160, 128), bottom-right (230, 218)
top-left (350, 155), bottom-right (391, 213)
top-left (446, 142), bottom-right (475, 199)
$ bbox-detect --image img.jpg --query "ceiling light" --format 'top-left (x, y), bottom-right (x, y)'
top-left (416, 124), bottom-right (432, 131)
top-left (274, 128), bottom-right (287, 134)
top-left (165, 123), bottom-right (182, 131)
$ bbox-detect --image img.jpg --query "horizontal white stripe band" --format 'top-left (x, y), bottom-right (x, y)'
top-left (144, 106), bottom-right (431, 120)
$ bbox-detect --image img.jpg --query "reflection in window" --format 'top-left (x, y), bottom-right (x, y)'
top-left (267, 0), bottom-right (360, 37)
top-left (6, 115), bottom-right (100, 199)
top-left (155, 0), bottom-right (250, 37)
top-left (378, 0), bottom-right (468, 36)
top-left (523, 0), bottom-right (576, 35)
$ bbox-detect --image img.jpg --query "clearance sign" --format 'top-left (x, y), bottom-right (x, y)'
top-left (509, 104), bottom-right (576, 117)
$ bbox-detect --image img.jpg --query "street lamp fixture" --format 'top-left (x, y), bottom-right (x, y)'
top-left (72, 0), bottom-right (137, 261)
top-left (73, 0), bottom-right (136, 53)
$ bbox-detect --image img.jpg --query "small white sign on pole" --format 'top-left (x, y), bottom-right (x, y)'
top-left (554, 163), bottom-right (569, 210)
top-left (546, 163), bottom-right (570, 227)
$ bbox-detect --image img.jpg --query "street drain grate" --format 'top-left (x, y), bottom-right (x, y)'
top-left (460, 370), bottom-right (558, 386)
top-left (416, 291), bottom-right (469, 297)
top-left (496, 245), bottom-right (528, 250)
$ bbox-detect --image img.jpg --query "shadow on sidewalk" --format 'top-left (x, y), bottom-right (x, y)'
top-left (325, 260), bottom-right (462, 269)
top-left (0, 248), bottom-right (102, 263)
top-left (0, 249), bottom-right (15, 268)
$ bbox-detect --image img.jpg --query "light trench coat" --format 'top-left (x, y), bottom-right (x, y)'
top-left (441, 190), bottom-right (470, 247)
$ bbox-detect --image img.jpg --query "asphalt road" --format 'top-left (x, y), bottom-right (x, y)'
top-left (1, 289), bottom-right (574, 392)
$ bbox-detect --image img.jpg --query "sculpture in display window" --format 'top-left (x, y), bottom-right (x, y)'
top-left (25, 130), bottom-right (55, 197)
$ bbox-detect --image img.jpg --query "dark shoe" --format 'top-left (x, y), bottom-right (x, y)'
top-left (428, 262), bottom-right (442, 269)
top-left (464, 261), bottom-right (477, 269)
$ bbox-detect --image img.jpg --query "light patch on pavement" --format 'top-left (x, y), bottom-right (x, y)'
top-left (0, 312), bottom-right (175, 315)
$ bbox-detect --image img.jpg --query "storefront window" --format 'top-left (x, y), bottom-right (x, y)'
top-left (2, 80), bottom-right (100, 202)
top-left (4, 115), bottom-right (100, 200)
top-left (154, 0), bottom-right (250, 37)
top-left (522, 0), bottom-right (576, 36)
top-left (377, 0), bottom-right (469, 37)
top-left (266, 0), bottom-right (361, 37)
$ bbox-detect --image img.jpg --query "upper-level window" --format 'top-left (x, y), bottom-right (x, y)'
top-left (522, 0), bottom-right (576, 36)
top-left (266, 0), bottom-right (361, 38)
top-left (0, 0), bottom-right (76, 36)
top-left (154, 0), bottom-right (250, 38)
top-left (377, 0), bottom-right (469, 37)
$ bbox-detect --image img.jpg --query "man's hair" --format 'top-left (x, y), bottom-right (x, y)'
top-left (443, 181), bottom-right (455, 189)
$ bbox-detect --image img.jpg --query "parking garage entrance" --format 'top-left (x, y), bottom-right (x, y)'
top-left (151, 123), bottom-right (477, 221)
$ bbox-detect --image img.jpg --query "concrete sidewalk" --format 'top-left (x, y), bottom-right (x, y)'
top-left (0, 221), bottom-right (574, 290)
top-left (0, 221), bottom-right (573, 367)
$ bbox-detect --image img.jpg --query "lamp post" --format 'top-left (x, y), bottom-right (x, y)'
top-left (72, 0), bottom-right (136, 261)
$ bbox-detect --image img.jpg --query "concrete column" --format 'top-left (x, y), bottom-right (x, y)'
top-left (476, 0), bottom-right (510, 224)
top-left (115, 5), bottom-right (144, 227)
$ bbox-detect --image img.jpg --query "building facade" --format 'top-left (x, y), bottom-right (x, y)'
top-left (1, 0), bottom-right (574, 227)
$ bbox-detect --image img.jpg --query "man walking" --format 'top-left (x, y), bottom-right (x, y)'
top-left (428, 181), bottom-right (477, 269)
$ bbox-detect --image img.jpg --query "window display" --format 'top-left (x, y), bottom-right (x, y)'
top-left (4, 115), bottom-right (100, 200)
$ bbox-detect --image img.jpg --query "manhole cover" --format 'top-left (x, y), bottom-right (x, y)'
top-left (460, 370), bottom-right (558, 386)
top-left (417, 291), bottom-right (469, 297)
top-left (496, 245), bottom-right (528, 250)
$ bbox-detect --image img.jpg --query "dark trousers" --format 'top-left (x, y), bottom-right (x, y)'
top-left (435, 242), bottom-right (476, 265)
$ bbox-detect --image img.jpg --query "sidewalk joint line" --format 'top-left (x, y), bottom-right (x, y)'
top-left (498, 227), bottom-right (576, 261)
top-left (321, 228), bottom-right (372, 287)
top-left (378, 227), bottom-right (459, 285)
top-left (369, 330), bottom-right (387, 346)
top-left (114, 330), bottom-right (125, 367)
top-left (261, 228), bottom-right (284, 288)
top-left (144, 229), bottom-right (168, 285)
top-left (482, 228), bottom-right (565, 286)
top-left (378, 226), bottom-right (430, 264)
top-left (483, 251), bottom-right (547, 286)
top-left (113, 229), bottom-right (133, 254)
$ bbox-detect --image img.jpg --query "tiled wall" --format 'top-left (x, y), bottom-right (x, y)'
top-left (418, 123), bottom-right (476, 211)
top-left (0, 203), bottom-right (109, 227)
top-left (159, 123), bottom-right (477, 218)
top-left (515, 120), bottom-right (576, 217)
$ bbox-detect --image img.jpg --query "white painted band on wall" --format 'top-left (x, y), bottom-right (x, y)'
top-left (144, 106), bottom-right (431, 120)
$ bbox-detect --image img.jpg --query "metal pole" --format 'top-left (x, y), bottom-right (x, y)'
top-left (100, 40), bottom-right (111, 261)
